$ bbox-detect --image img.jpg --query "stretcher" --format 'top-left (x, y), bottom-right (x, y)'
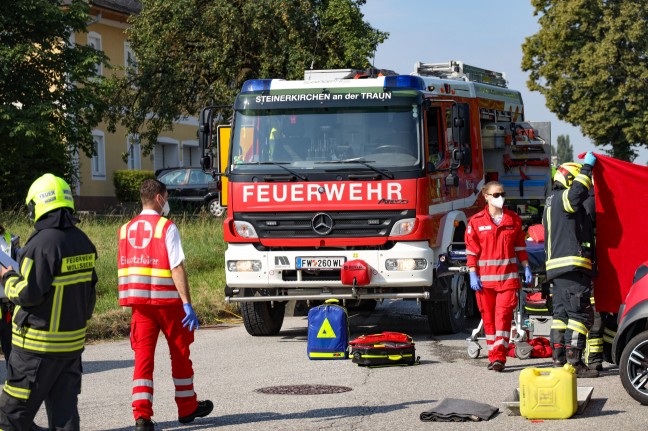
top-left (464, 240), bottom-right (552, 360)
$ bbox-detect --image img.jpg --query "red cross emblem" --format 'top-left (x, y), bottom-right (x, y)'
top-left (128, 220), bottom-right (153, 249)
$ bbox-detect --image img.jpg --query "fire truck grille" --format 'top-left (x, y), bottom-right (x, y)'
top-left (235, 210), bottom-right (414, 238)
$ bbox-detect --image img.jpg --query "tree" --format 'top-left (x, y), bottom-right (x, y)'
top-left (554, 134), bottom-right (574, 166)
top-left (0, 0), bottom-right (108, 208)
top-left (522, 1), bottom-right (648, 162)
top-left (103, 0), bottom-right (388, 154)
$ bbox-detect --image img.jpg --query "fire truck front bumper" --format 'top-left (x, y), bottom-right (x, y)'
top-left (224, 241), bottom-right (434, 301)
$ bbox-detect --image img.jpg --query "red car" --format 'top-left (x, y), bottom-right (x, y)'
top-left (613, 260), bottom-right (648, 404)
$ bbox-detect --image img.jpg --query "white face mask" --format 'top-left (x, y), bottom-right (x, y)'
top-left (161, 200), bottom-right (170, 217)
top-left (490, 196), bottom-right (505, 209)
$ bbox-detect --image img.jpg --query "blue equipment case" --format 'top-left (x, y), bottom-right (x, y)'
top-left (307, 299), bottom-right (349, 360)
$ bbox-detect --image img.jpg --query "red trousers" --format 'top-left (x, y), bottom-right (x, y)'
top-left (476, 288), bottom-right (517, 363)
top-left (130, 304), bottom-right (198, 421)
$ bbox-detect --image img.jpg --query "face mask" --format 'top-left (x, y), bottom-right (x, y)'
top-left (161, 200), bottom-right (170, 217)
top-left (490, 196), bottom-right (505, 209)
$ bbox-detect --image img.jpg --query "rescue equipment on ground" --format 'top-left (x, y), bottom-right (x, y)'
top-left (307, 299), bottom-right (349, 360)
top-left (349, 332), bottom-right (418, 367)
top-left (519, 364), bottom-right (577, 419)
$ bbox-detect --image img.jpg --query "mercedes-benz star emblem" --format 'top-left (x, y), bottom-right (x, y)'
top-left (311, 213), bottom-right (334, 235)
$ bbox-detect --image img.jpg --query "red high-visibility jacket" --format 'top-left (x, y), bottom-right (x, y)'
top-left (118, 214), bottom-right (181, 306)
top-left (465, 206), bottom-right (528, 291)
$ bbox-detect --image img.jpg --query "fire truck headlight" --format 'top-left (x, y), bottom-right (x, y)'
top-left (385, 258), bottom-right (428, 271)
top-left (389, 218), bottom-right (416, 236)
top-left (234, 221), bottom-right (258, 238)
top-left (227, 260), bottom-right (262, 272)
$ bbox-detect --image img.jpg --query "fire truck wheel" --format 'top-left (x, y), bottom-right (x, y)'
top-left (426, 274), bottom-right (468, 335)
top-left (240, 289), bottom-right (286, 336)
top-left (619, 330), bottom-right (648, 405)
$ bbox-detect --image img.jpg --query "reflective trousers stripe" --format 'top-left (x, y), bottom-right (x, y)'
top-left (551, 319), bottom-right (567, 330)
top-left (132, 392), bottom-right (153, 402)
top-left (175, 390), bottom-right (196, 398)
top-left (3, 383), bottom-right (30, 400)
top-left (173, 377), bottom-right (194, 386)
top-left (133, 379), bottom-right (154, 388)
top-left (568, 319), bottom-right (588, 336)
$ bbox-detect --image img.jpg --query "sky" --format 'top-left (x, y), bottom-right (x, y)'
top-left (360, 0), bottom-right (648, 165)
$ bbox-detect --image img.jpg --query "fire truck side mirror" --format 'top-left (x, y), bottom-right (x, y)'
top-left (201, 155), bottom-right (212, 172)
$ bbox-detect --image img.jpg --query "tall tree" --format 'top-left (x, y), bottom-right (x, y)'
top-left (522, 0), bottom-right (648, 162)
top-left (556, 134), bottom-right (574, 166)
top-left (0, 0), bottom-right (108, 208)
top-left (103, 0), bottom-right (388, 153)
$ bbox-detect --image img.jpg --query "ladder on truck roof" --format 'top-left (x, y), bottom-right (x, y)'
top-left (415, 60), bottom-right (508, 88)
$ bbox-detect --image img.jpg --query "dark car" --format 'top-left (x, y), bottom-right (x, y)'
top-left (157, 167), bottom-right (225, 217)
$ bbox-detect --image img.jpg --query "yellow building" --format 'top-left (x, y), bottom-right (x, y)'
top-left (75, 0), bottom-right (201, 211)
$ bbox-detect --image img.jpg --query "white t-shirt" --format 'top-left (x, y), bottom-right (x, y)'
top-left (140, 210), bottom-right (185, 269)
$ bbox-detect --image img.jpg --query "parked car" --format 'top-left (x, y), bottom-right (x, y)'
top-left (157, 167), bottom-right (225, 217)
top-left (613, 260), bottom-right (648, 404)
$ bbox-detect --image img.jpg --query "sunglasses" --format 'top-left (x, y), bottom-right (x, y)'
top-left (486, 192), bottom-right (506, 198)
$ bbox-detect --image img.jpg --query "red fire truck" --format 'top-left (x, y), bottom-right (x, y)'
top-left (199, 60), bottom-right (552, 336)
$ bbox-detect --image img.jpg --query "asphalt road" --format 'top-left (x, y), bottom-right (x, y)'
top-left (16, 300), bottom-right (648, 430)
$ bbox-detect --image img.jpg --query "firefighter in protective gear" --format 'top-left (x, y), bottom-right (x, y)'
top-left (543, 152), bottom-right (599, 378)
top-left (119, 179), bottom-right (213, 431)
top-left (0, 225), bottom-right (20, 366)
top-left (0, 173), bottom-right (98, 430)
top-left (465, 181), bottom-right (531, 372)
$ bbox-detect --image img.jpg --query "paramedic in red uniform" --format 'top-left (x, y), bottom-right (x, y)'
top-left (118, 179), bottom-right (213, 431)
top-left (465, 181), bottom-right (532, 372)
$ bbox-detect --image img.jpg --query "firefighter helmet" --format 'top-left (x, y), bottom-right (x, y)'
top-left (553, 162), bottom-right (582, 189)
top-left (25, 174), bottom-right (75, 221)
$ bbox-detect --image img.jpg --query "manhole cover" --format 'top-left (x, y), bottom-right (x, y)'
top-left (255, 384), bottom-right (352, 395)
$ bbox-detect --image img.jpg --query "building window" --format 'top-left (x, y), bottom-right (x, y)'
top-left (87, 32), bottom-right (103, 76)
top-left (127, 134), bottom-right (141, 170)
top-left (92, 131), bottom-right (106, 180)
top-left (124, 42), bottom-right (138, 72)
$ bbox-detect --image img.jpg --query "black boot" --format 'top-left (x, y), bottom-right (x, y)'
top-left (567, 347), bottom-right (599, 378)
top-left (552, 345), bottom-right (566, 367)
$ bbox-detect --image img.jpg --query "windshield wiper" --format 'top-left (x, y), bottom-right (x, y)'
top-left (236, 161), bottom-right (307, 181)
top-left (315, 159), bottom-right (394, 179)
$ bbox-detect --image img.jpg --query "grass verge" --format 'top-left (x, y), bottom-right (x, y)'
top-left (2, 209), bottom-right (239, 342)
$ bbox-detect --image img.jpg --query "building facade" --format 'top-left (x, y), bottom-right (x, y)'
top-left (76, 1), bottom-right (201, 211)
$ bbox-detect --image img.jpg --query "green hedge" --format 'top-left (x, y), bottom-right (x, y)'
top-left (113, 170), bottom-right (156, 203)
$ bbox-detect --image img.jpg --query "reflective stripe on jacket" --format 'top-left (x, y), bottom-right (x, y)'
top-left (465, 206), bottom-right (528, 291)
top-left (118, 214), bottom-right (181, 306)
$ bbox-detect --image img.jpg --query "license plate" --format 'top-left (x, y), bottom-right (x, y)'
top-left (296, 257), bottom-right (346, 270)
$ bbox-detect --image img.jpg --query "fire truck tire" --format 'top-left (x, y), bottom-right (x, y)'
top-left (426, 274), bottom-right (468, 335)
top-left (240, 289), bottom-right (285, 336)
top-left (619, 330), bottom-right (648, 405)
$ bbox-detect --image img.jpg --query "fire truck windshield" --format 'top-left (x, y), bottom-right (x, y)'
top-left (230, 105), bottom-right (421, 170)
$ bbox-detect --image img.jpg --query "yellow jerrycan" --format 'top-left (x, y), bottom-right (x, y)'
top-left (519, 363), bottom-right (577, 419)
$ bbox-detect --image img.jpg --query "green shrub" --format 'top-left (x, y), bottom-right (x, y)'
top-left (113, 170), bottom-right (155, 203)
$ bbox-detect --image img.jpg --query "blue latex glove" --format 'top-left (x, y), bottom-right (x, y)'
top-left (524, 266), bottom-right (533, 285)
top-left (584, 151), bottom-right (596, 166)
top-left (182, 303), bottom-right (199, 331)
top-left (469, 271), bottom-right (482, 291)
